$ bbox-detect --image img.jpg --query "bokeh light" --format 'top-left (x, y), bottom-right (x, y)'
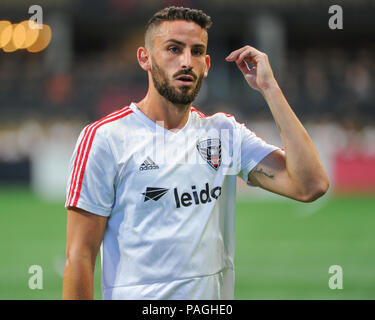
top-left (26, 24), bottom-right (52, 53)
top-left (0, 21), bottom-right (12, 49)
top-left (2, 24), bottom-right (17, 52)
top-left (23, 21), bottom-right (41, 48)
top-left (12, 22), bottom-right (26, 48)
top-left (13, 20), bottom-right (40, 49)
top-left (0, 20), bottom-right (51, 52)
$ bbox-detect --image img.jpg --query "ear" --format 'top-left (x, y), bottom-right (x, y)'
top-left (203, 54), bottom-right (211, 78)
top-left (137, 47), bottom-right (151, 71)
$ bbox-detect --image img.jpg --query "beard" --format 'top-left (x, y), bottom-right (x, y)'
top-left (151, 58), bottom-right (204, 106)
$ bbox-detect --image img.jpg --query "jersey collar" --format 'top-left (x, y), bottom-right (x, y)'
top-left (129, 102), bottom-right (192, 137)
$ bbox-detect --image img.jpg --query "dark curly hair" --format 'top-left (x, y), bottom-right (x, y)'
top-left (145, 6), bottom-right (212, 48)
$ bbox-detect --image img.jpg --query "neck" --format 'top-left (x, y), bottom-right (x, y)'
top-left (136, 89), bottom-right (191, 132)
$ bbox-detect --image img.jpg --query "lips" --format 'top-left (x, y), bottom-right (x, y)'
top-left (176, 75), bottom-right (194, 81)
top-left (175, 75), bottom-right (195, 85)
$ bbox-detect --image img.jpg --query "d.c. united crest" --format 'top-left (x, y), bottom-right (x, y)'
top-left (197, 138), bottom-right (221, 170)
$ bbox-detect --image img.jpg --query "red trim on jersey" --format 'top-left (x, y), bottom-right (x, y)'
top-left (66, 125), bottom-right (90, 206)
top-left (190, 106), bottom-right (206, 118)
top-left (190, 107), bottom-right (235, 120)
top-left (214, 112), bottom-right (234, 118)
top-left (67, 106), bottom-right (133, 207)
top-left (190, 106), bottom-right (279, 149)
top-left (67, 106), bottom-right (130, 206)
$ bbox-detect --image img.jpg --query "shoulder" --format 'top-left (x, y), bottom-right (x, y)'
top-left (73, 106), bottom-right (134, 159)
top-left (190, 106), bottom-right (241, 129)
top-left (94, 105), bottom-right (134, 134)
top-left (80, 105), bottom-right (134, 140)
top-left (191, 106), bottom-right (234, 119)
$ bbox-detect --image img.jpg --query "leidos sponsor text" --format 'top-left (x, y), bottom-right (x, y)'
top-left (174, 183), bottom-right (222, 208)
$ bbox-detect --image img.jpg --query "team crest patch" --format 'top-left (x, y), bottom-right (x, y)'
top-left (197, 138), bottom-right (221, 170)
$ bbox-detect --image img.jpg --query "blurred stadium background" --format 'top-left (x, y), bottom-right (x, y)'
top-left (1, 0), bottom-right (375, 299)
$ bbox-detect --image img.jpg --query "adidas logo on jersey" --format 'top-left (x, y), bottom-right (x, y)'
top-left (139, 157), bottom-right (159, 171)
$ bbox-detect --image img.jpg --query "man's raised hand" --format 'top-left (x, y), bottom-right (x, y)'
top-left (225, 45), bottom-right (277, 92)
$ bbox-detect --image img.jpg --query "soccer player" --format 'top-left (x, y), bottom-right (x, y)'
top-left (62, 7), bottom-right (329, 300)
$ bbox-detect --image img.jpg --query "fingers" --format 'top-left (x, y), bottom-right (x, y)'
top-left (237, 48), bottom-right (255, 65)
top-left (225, 45), bottom-right (264, 65)
top-left (225, 46), bottom-right (248, 61)
top-left (236, 59), bottom-right (251, 76)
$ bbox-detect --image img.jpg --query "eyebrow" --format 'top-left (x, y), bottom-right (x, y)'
top-left (165, 39), bottom-right (206, 49)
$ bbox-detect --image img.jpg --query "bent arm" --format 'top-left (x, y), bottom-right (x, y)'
top-left (249, 84), bottom-right (329, 202)
top-left (62, 207), bottom-right (108, 300)
top-left (226, 45), bottom-right (329, 201)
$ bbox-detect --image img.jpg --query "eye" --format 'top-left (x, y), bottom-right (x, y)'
top-left (168, 46), bottom-right (181, 54)
top-left (191, 48), bottom-right (204, 56)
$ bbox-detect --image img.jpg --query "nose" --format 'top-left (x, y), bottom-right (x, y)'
top-left (180, 49), bottom-right (192, 69)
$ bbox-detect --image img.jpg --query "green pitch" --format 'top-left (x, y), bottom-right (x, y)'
top-left (0, 185), bottom-right (374, 299)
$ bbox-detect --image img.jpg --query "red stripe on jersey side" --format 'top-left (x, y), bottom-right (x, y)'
top-left (67, 106), bottom-right (131, 206)
top-left (66, 124), bottom-right (90, 206)
top-left (68, 107), bottom-right (133, 207)
top-left (67, 106), bottom-right (130, 206)
top-left (71, 109), bottom-right (133, 207)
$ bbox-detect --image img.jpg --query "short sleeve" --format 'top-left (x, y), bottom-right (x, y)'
top-left (237, 122), bottom-right (280, 184)
top-left (65, 126), bottom-right (117, 217)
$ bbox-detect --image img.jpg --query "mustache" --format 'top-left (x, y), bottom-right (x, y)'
top-left (173, 68), bottom-right (197, 80)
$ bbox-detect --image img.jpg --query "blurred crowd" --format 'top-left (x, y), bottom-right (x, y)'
top-left (0, 16), bottom-right (375, 164)
top-left (1, 45), bottom-right (375, 163)
top-left (1, 43), bottom-right (374, 124)
top-left (282, 46), bottom-right (375, 126)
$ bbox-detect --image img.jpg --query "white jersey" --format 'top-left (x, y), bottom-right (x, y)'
top-left (65, 102), bottom-right (279, 300)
